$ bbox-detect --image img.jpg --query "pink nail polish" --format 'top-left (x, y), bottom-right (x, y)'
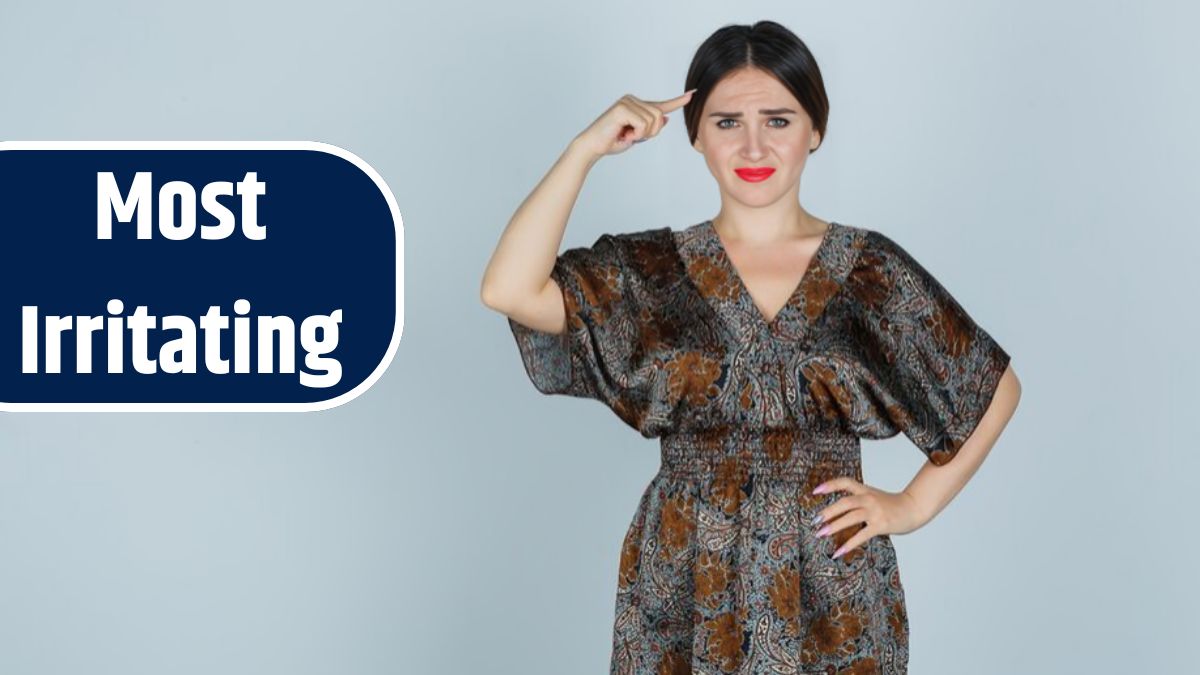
top-left (832, 546), bottom-right (845, 559)
top-left (816, 525), bottom-right (830, 537)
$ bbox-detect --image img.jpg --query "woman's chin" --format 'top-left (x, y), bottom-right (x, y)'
top-left (721, 184), bottom-right (790, 207)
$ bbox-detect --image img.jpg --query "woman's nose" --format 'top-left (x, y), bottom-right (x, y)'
top-left (741, 131), bottom-right (765, 159)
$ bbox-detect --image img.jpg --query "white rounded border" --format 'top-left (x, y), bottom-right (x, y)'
top-left (0, 140), bottom-right (404, 413)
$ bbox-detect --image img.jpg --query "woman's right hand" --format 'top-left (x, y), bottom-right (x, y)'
top-left (572, 90), bottom-right (696, 160)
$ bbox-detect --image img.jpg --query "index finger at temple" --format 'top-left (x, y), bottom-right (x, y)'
top-left (650, 89), bottom-right (695, 114)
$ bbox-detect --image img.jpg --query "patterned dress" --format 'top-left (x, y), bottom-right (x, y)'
top-left (506, 219), bottom-right (1011, 674)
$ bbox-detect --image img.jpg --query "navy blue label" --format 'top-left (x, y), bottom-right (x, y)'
top-left (0, 142), bottom-right (402, 411)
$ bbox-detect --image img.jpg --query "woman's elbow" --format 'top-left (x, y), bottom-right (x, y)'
top-left (480, 280), bottom-right (510, 313)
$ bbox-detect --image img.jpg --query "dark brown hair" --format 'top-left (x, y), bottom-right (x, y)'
top-left (684, 20), bottom-right (830, 154)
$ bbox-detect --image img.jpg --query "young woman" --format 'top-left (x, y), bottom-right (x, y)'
top-left (481, 19), bottom-right (1021, 675)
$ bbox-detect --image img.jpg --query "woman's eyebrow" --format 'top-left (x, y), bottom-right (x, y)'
top-left (708, 108), bottom-right (798, 117)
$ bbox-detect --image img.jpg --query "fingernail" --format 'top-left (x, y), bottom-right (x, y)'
top-left (812, 485), bottom-right (824, 494)
top-left (832, 546), bottom-right (845, 559)
top-left (816, 526), bottom-right (830, 537)
top-left (811, 513), bottom-right (823, 526)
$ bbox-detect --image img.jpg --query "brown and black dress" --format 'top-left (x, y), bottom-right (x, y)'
top-left (507, 219), bottom-right (1011, 674)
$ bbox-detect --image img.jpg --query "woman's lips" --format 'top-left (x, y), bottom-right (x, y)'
top-left (734, 167), bottom-right (775, 182)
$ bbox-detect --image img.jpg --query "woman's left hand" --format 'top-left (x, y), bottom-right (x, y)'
top-left (811, 478), bottom-right (928, 559)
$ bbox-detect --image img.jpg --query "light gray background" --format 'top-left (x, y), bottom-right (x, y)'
top-left (1, 1), bottom-right (1194, 673)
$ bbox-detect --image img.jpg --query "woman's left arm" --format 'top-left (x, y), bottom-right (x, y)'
top-left (812, 230), bottom-right (1022, 555)
top-left (901, 364), bottom-right (1021, 525)
top-left (812, 365), bottom-right (1021, 558)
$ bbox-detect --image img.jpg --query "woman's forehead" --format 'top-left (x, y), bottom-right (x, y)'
top-left (706, 71), bottom-right (799, 112)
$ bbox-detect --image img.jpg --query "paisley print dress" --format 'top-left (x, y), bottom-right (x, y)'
top-left (506, 219), bottom-right (1011, 674)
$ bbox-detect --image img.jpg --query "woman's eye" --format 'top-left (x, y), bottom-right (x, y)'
top-left (716, 118), bottom-right (790, 129)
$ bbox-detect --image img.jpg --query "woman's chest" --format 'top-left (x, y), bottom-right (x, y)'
top-left (639, 276), bottom-right (866, 428)
top-left (617, 222), bottom-right (868, 426)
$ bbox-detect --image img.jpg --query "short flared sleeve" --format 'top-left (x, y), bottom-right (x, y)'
top-left (507, 232), bottom-right (659, 433)
top-left (842, 231), bottom-right (1012, 465)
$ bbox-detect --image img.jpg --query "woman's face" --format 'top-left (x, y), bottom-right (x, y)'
top-left (693, 67), bottom-right (820, 207)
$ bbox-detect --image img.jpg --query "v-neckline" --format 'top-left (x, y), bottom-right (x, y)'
top-left (703, 218), bottom-right (837, 332)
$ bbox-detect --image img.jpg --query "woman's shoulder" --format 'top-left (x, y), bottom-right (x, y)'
top-left (833, 222), bottom-right (924, 307)
top-left (835, 222), bottom-right (917, 270)
top-left (607, 224), bottom-right (678, 247)
top-left (571, 224), bottom-right (674, 251)
top-left (557, 225), bottom-right (679, 284)
top-left (600, 225), bottom-right (679, 283)
top-left (838, 222), bottom-right (974, 318)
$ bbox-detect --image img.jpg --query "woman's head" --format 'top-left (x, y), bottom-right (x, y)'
top-left (684, 21), bottom-right (829, 206)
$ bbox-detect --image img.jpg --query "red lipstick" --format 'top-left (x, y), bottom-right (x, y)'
top-left (734, 167), bottom-right (775, 182)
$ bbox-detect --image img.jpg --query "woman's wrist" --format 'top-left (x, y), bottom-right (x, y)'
top-left (565, 135), bottom-right (603, 169)
top-left (900, 488), bottom-right (935, 528)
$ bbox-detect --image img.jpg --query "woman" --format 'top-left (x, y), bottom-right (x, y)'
top-left (481, 20), bottom-right (1020, 675)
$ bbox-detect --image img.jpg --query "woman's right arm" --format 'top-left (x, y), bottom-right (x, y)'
top-left (478, 138), bottom-right (602, 334)
top-left (479, 91), bottom-right (694, 334)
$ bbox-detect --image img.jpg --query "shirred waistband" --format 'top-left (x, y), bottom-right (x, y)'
top-left (659, 427), bottom-right (860, 479)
